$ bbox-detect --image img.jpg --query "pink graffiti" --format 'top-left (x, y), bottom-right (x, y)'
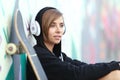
top-left (0, 65), bottom-right (1, 72)
top-left (0, 36), bottom-right (2, 72)
top-left (89, 40), bottom-right (95, 64)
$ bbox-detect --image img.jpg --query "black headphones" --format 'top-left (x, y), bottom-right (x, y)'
top-left (30, 7), bottom-right (66, 36)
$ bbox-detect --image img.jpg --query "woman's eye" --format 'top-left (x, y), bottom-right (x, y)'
top-left (50, 24), bottom-right (56, 27)
top-left (60, 24), bottom-right (64, 28)
top-left (50, 23), bottom-right (64, 28)
top-left (60, 24), bottom-right (64, 27)
top-left (50, 25), bottom-right (54, 27)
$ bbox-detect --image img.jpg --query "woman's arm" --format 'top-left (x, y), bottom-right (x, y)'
top-left (99, 70), bottom-right (120, 80)
top-left (62, 53), bottom-right (120, 80)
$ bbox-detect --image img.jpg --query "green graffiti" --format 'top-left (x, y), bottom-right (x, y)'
top-left (2, 27), bottom-right (9, 58)
top-left (6, 63), bottom-right (14, 80)
top-left (0, 0), bottom-right (5, 16)
top-left (3, 27), bottom-right (8, 43)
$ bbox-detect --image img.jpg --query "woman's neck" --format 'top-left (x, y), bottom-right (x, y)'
top-left (44, 41), bottom-right (54, 53)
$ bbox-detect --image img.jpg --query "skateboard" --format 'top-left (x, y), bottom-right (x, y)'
top-left (13, 9), bottom-right (48, 80)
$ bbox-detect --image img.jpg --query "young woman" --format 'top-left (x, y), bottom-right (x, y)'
top-left (27, 7), bottom-right (120, 80)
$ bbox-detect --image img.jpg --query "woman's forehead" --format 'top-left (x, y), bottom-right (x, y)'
top-left (52, 16), bottom-right (64, 23)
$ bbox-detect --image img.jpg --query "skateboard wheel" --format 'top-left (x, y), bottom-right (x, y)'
top-left (6, 43), bottom-right (17, 55)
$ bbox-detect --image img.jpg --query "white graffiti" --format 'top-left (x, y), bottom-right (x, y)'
top-left (0, 35), bottom-right (2, 47)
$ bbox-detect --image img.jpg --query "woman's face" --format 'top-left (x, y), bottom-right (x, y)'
top-left (45, 16), bottom-right (64, 45)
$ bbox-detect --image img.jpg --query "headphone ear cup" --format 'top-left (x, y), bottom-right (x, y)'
top-left (30, 18), bottom-right (41, 36)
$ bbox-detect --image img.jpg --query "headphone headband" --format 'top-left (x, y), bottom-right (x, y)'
top-left (35, 7), bottom-right (56, 27)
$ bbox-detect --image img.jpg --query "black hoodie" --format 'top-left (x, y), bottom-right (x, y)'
top-left (26, 7), bottom-right (120, 80)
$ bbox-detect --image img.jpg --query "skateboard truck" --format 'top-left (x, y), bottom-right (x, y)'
top-left (18, 42), bottom-right (26, 54)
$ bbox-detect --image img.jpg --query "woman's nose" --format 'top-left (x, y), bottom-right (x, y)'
top-left (56, 26), bottom-right (62, 33)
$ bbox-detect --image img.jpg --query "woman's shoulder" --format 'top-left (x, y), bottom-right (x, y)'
top-left (34, 45), bottom-right (49, 54)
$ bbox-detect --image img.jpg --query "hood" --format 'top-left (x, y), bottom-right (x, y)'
top-left (33, 7), bottom-right (61, 57)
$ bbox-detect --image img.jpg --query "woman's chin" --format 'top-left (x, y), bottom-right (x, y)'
top-left (55, 41), bottom-right (61, 44)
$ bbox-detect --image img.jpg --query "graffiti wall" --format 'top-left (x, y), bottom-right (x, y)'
top-left (0, 0), bottom-right (120, 79)
top-left (0, 0), bottom-right (15, 80)
top-left (58, 0), bottom-right (120, 63)
top-left (0, 0), bottom-right (57, 79)
top-left (81, 0), bottom-right (120, 63)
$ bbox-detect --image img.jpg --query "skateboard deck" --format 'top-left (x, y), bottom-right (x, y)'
top-left (14, 9), bottom-right (47, 80)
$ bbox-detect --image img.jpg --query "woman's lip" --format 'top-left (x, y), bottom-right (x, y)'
top-left (54, 35), bottom-right (61, 37)
top-left (54, 36), bottom-right (61, 39)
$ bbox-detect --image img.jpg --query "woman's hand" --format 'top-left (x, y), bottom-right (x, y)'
top-left (99, 70), bottom-right (120, 80)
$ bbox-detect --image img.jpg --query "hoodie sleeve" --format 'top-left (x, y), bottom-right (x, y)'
top-left (62, 53), bottom-right (120, 80)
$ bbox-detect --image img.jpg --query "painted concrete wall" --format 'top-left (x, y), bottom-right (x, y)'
top-left (0, 0), bottom-right (120, 79)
